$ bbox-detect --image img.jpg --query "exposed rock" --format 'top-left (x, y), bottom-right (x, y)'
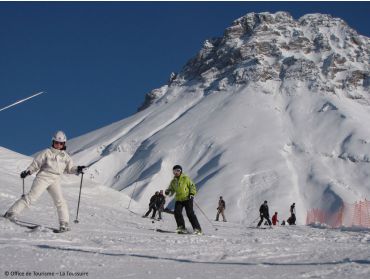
top-left (139, 11), bottom-right (370, 110)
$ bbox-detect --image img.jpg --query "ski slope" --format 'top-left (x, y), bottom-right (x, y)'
top-left (1, 147), bottom-right (370, 278)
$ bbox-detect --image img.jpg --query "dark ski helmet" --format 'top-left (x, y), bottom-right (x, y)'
top-left (173, 165), bottom-right (182, 172)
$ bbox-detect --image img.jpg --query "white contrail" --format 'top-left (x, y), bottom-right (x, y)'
top-left (0, 91), bottom-right (44, 112)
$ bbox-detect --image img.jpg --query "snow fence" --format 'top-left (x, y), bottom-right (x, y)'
top-left (306, 199), bottom-right (370, 228)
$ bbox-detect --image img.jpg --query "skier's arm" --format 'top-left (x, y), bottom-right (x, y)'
top-left (65, 156), bottom-right (78, 175)
top-left (259, 205), bottom-right (263, 215)
top-left (27, 150), bottom-right (47, 174)
top-left (165, 181), bottom-right (175, 196)
top-left (188, 178), bottom-right (197, 197)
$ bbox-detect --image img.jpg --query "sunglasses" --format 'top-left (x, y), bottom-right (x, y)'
top-left (54, 141), bottom-right (65, 145)
top-left (173, 169), bottom-right (182, 173)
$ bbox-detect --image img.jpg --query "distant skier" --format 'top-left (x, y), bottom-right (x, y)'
top-left (287, 203), bottom-right (296, 225)
top-left (257, 200), bottom-right (272, 228)
top-left (3, 131), bottom-right (85, 232)
top-left (165, 165), bottom-right (202, 235)
top-left (156, 190), bottom-right (166, 220)
top-left (281, 220), bottom-right (286, 226)
top-left (143, 191), bottom-right (159, 219)
top-left (272, 212), bottom-right (279, 226)
top-left (215, 196), bottom-right (227, 222)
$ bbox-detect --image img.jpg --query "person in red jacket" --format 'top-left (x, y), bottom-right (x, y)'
top-left (272, 212), bottom-right (279, 226)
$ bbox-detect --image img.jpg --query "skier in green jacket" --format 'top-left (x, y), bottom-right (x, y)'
top-left (165, 165), bottom-right (202, 235)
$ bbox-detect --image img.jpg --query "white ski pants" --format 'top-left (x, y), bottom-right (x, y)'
top-left (8, 176), bottom-right (69, 224)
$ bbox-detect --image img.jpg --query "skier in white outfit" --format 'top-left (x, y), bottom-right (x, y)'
top-left (3, 131), bottom-right (85, 232)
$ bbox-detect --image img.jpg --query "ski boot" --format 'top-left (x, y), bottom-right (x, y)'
top-left (59, 222), bottom-right (71, 232)
top-left (193, 228), bottom-right (203, 235)
top-left (3, 212), bottom-right (17, 222)
top-left (176, 226), bottom-right (187, 234)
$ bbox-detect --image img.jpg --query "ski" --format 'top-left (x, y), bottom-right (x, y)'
top-left (17, 220), bottom-right (66, 233)
top-left (155, 228), bottom-right (191, 234)
top-left (154, 228), bottom-right (204, 235)
top-left (246, 226), bottom-right (273, 230)
top-left (2, 217), bottom-right (64, 233)
top-left (10, 220), bottom-right (39, 230)
top-left (155, 228), bottom-right (181, 234)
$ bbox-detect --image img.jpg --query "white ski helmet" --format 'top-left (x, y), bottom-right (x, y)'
top-left (52, 131), bottom-right (67, 143)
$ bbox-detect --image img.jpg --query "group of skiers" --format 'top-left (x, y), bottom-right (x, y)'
top-left (142, 190), bottom-right (166, 220)
top-left (2, 130), bottom-right (297, 235)
top-left (2, 131), bottom-right (204, 234)
top-left (143, 174), bottom-right (228, 233)
top-left (257, 200), bottom-right (296, 228)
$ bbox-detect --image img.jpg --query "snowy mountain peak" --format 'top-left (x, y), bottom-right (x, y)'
top-left (176, 12), bottom-right (369, 95)
top-left (67, 12), bottom-right (370, 225)
top-left (137, 11), bottom-right (369, 109)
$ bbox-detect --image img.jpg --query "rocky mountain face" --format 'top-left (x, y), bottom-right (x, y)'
top-left (141, 12), bottom-right (370, 109)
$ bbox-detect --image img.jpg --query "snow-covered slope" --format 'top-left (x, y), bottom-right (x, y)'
top-left (67, 12), bottom-right (370, 224)
top-left (1, 147), bottom-right (370, 278)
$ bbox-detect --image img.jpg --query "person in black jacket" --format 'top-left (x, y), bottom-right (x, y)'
top-left (257, 200), bottom-right (272, 227)
top-left (156, 190), bottom-right (166, 220)
top-left (143, 191), bottom-right (159, 219)
top-left (215, 196), bottom-right (227, 222)
top-left (287, 203), bottom-right (296, 225)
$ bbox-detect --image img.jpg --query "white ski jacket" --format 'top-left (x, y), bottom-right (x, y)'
top-left (27, 147), bottom-right (78, 179)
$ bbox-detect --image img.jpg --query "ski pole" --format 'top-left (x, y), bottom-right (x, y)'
top-left (193, 200), bottom-right (218, 231)
top-left (22, 178), bottom-right (25, 198)
top-left (74, 172), bottom-right (84, 224)
top-left (250, 215), bottom-right (261, 226)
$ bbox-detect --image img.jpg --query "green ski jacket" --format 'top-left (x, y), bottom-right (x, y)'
top-left (166, 173), bottom-right (197, 202)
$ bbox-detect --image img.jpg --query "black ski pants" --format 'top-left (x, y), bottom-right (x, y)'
top-left (257, 214), bottom-right (272, 227)
top-left (174, 199), bottom-right (201, 230)
top-left (288, 213), bottom-right (296, 225)
top-left (157, 205), bottom-right (164, 219)
top-left (144, 205), bottom-right (157, 218)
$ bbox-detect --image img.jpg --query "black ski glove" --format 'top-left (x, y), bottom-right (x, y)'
top-left (77, 166), bottom-right (86, 174)
top-left (20, 170), bottom-right (30, 179)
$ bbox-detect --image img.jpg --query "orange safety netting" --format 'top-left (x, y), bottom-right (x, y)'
top-left (306, 199), bottom-right (370, 228)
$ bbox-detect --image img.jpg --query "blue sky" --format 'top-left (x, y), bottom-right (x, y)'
top-left (1, 2), bottom-right (370, 155)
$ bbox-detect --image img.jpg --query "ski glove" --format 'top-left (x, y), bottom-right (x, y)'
top-left (189, 194), bottom-right (194, 200)
top-left (20, 170), bottom-right (30, 179)
top-left (165, 190), bottom-right (170, 195)
top-left (77, 166), bottom-right (86, 174)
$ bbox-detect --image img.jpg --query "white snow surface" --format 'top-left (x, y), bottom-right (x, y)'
top-left (1, 147), bottom-right (370, 278)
